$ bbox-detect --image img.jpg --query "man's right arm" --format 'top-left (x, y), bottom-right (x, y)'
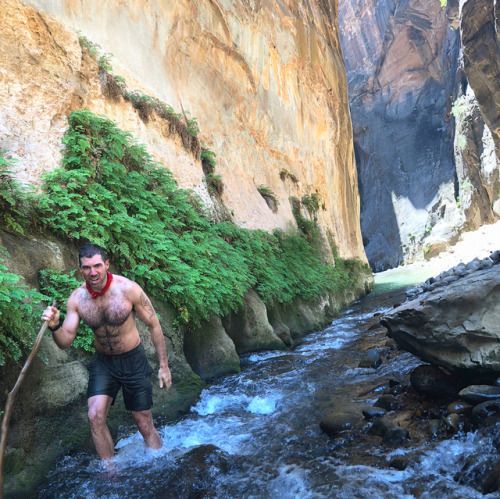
top-left (43, 292), bottom-right (81, 350)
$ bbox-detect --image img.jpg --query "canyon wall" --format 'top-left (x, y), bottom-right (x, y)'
top-left (0, 1), bottom-right (373, 493)
top-left (339, 0), bottom-right (500, 271)
top-left (2, 0), bottom-right (366, 261)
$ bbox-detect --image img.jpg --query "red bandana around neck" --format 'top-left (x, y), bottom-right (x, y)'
top-left (86, 272), bottom-right (113, 299)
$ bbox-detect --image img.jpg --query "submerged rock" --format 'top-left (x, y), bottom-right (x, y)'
top-left (319, 411), bottom-right (363, 437)
top-left (383, 427), bottom-right (409, 445)
top-left (358, 348), bottom-right (382, 369)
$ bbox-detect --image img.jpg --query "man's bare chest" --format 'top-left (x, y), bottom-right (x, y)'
top-left (78, 292), bottom-right (133, 331)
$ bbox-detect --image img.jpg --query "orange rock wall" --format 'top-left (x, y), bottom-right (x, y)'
top-left (1, 0), bottom-right (366, 261)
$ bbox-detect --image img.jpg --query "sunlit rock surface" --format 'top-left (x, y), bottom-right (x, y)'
top-left (1, 0), bottom-right (366, 262)
top-left (381, 264), bottom-right (500, 375)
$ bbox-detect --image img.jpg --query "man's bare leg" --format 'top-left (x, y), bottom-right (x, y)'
top-left (88, 395), bottom-right (115, 460)
top-left (132, 409), bottom-right (162, 449)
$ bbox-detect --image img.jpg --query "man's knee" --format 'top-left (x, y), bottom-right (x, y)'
top-left (88, 396), bottom-right (111, 428)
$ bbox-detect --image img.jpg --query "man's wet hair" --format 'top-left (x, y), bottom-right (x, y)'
top-left (78, 243), bottom-right (108, 266)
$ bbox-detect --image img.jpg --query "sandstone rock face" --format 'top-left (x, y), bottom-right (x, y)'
top-left (461, 0), bottom-right (500, 153)
top-left (339, 0), bottom-right (500, 271)
top-left (222, 289), bottom-right (285, 353)
top-left (183, 314), bottom-right (241, 380)
top-left (339, 0), bottom-right (461, 271)
top-left (2, 0), bottom-right (367, 262)
top-left (381, 265), bottom-right (500, 375)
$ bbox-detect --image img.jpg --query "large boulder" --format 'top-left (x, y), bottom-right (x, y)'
top-left (381, 265), bottom-right (500, 375)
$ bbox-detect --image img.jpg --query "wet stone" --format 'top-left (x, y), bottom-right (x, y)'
top-left (374, 394), bottom-right (399, 411)
top-left (358, 348), bottom-right (382, 369)
top-left (383, 427), bottom-right (409, 445)
top-left (427, 419), bottom-right (442, 437)
top-left (456, 454), bottom-right (500, 494)
top-left (458, 385), bottom-right (500, 404)
top-left (410, 364), bottom-right (460, 397)
top-left (389, 454), bottom-right (411, 470)
top-left (447, 400), bottom-right (473, 415)
top-left (472, 400), bottom-right (500, 425)
top-left (367, 417), bottom-right (394, 436)
top-left (362, 407), bottom-right (386, 420)
top-left (388, 383), bottom-right (407, 396)
top-left (444, 413), bottom-right (461, 432)
top-left (319, 412), bottom-right (362, 437)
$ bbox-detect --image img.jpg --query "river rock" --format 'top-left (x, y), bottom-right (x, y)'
top-left (222, 289), bottom-right (286, 354)
top-left (428, 419), bottom-right (442, 437)
top-left (373, 394), bottom-right (399, 411)
top-left (319, 411), bottom-right (363, 437)
top-left (409, 364), bottom-right (460, 397)
top-left (171, 444), bottom-right (236, 497)
top-left (447, 400), bottom-right (473, 416)
top-left (444, 413), bottom-right (461, 432)
top-left (381, 265), bottom-right (500, 375)
top-left (367, 417), bottom-right (394, 437)
top-left (456, 454), bottom-right (500, 494)
top-left (362, 407), bottom-right (387, 420)
top-left (383, 427), bottom-right (409, 445)
top-left (266, 305), bottom-right (292, 347)
top-left (358, 348), bottom-right (382, 369)
top-left (459, 385), bottom-right (500, 405)
top-left (471, 400), bottom-right (500, 425)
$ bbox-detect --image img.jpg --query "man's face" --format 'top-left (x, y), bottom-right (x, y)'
top-left (80, 254), bottom-right (110, 290)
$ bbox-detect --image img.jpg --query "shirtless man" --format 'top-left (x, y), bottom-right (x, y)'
top-left (42, 243), bottom-right (171, 462)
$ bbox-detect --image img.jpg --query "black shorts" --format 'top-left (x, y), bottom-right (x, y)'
top-left (87, 343), bottom-right (154, 412)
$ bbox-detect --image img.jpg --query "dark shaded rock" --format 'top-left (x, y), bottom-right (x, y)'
top-left (389, 454), bottom-right (411, 471)
top-left (461, 0), bottom-right (500, 152)
top-left (472, 400), bottom-right (500, 425)
top-left (409, 364), bottom-right (460, 397)
top-left (172, 444), bottom-right (236, 497)
top-left (319, 412), bottom-right (363, 437)
top-left (358, 348), bottom-right (382, 369)
top-left (459, 385), bottom-right (500, 405)
top-left (266, 305), bottom-right (292, 347)
top-left (362, 407), bottom-right (387, 420)
top-left (383, 427), bottom-right (409, 445)
top-left (491, 250), bottom-right (500, 263)
top-left (389, 383), bottom-right (407, 396)
top-left (456, 454), bottom-right (500, 494)
top-left (373, 394), bottom-right (399, 411)
top-left (367, 417), bottom-right (394, 437)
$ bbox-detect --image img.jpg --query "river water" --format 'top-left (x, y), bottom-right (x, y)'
top-left (38, 266), bottom-right (500, 498)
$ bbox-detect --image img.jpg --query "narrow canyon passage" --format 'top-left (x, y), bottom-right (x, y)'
top-left (37, 268), bottom-right (500, 498)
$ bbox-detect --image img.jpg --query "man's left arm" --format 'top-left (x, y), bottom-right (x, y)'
top-left (133, 285), bottom-right (172, 390)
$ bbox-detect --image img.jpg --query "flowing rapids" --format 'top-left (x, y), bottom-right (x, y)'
top-left (38, 268), bottom-right (500, 498)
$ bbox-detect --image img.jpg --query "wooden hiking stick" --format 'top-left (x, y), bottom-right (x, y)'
top-left (0, 300), bottom-right (56, 498)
